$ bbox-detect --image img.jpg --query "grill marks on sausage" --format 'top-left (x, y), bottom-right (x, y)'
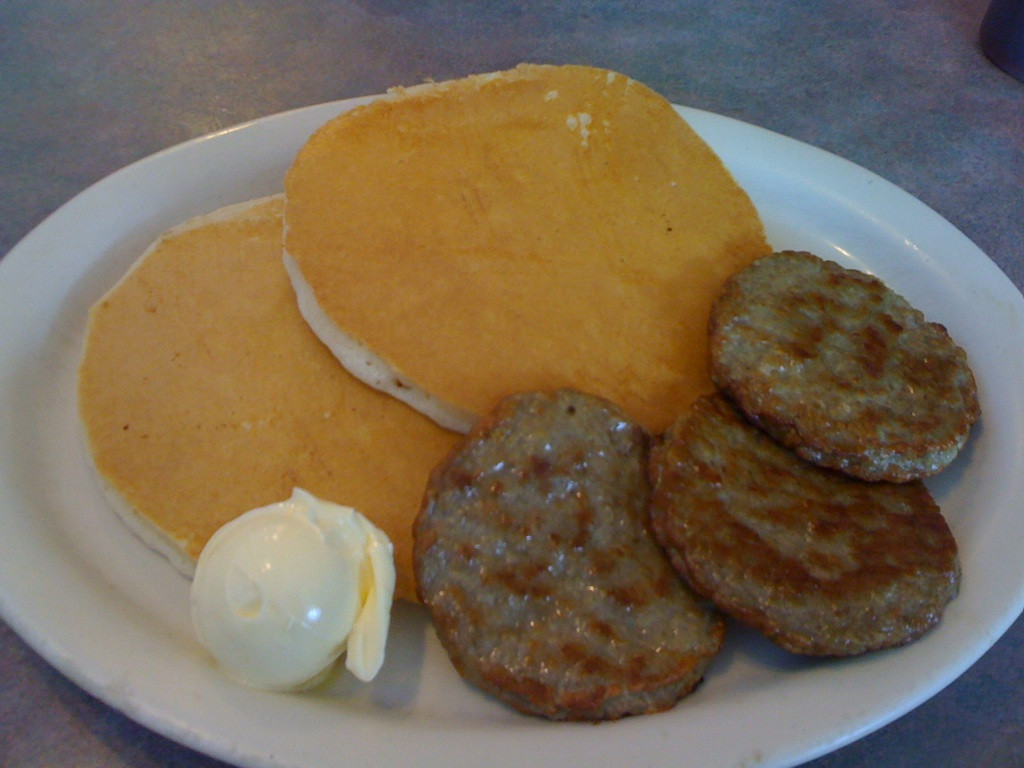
top-left (414, 389), bottom-right (724, 721)
top-left (709, 251), bottom-right (979, 482)
top-left (649, 393), bottom-right (961, 657)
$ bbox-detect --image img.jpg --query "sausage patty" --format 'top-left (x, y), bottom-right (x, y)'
top-left (649, 393), bottom-right (961, 656)
top-left (414, 389), bottom-right (724, 720)
top-left (709, 250), bottom-right (980, 482)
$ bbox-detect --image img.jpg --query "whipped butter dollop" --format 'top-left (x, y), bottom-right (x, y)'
top-left (190, 487), bottom-right (395, 690)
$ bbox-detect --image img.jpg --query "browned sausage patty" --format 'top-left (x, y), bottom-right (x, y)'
top-left (709, 250), bottom-right (980, 482)
top-left (414, 389), bottom-right (724, 720)
top-left (649, 393), bottom-right (961, 656)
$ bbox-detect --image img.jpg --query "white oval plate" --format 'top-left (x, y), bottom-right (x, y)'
top-left (1, 97), bottom-right (1023, 768)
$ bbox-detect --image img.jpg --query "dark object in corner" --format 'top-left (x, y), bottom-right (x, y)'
top-left (981, 0), bottom-right (1024, 82)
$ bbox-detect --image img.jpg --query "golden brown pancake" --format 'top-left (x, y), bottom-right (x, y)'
top-left (284, 63), bottom-right (769, 434)
top-left (78, 195), bottom-right (458, 600)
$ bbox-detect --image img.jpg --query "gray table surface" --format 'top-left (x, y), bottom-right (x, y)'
top-left (2, 1), bottom-right (1022, 766)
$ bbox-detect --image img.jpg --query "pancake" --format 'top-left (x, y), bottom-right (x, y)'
top-left (283, 63), bottom-right (769, 434)
top-left (78, 195), bottom-right (459, 600)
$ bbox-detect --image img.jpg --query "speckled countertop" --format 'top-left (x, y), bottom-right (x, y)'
top-left (1, 1), bottom-right (1022, 767)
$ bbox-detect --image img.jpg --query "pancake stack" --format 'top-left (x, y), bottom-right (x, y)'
top-left (78, 64), bottom-right (768, 601)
